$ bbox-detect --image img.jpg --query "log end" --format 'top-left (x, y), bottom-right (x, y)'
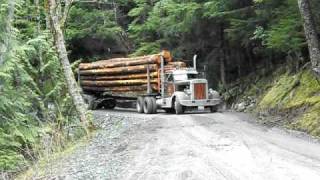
top-left (161, 50), bottom-right (173, 62)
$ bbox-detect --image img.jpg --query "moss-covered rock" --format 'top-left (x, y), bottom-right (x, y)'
top-left (258, 70), bottom-right (320, 108)
top-left (234, 68), bottom-right (320, 137)
top-left (258, 73), bottom-right (299, 109)
top-left (290, 103), bottom-right (320, 137)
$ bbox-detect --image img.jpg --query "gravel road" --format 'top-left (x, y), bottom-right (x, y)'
top-left (32, 109), bottom-right (320, 180)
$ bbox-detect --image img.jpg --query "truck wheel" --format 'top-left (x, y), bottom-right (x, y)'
top-left (143, 97), bottom-right (154, 114)
top-left (210, 105), bottom-right (218, 113)
top-left (164, 108), bottom-right (174, 113)
top-left (174, 99), bottom-right (184, 114)
top-left (103, 99), bottom-right (116, 109)
top-left (150, 97), bottom-right (157, 114)
top-left (136, 97), bottom-right (144, 113)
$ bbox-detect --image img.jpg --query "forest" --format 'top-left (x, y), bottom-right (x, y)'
top-left (1, 0), bottom-right (320, 177)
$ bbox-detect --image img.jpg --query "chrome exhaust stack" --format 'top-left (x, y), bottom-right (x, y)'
top-left (193, 54), bottom-right (197, 70)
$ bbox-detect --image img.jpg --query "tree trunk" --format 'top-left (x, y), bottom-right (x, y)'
top-left (48, 0), bottom-right (88, 124)
top-left (219, 24), bottom-right (228, 90)
top-left (0, 0), bottom-right (15, 65)
top-left (246, 46), bottom-right (254, 71)
top-left (236, 49), bottom-right (242, 77)
top-left (298, 0), bottom-right (320, 71)
top-left (0, 0), bottom-right (15, 87)
top-left (61, 0), bottom-right (74, 29)
top-left (220, 55), bottom-right (227, 89)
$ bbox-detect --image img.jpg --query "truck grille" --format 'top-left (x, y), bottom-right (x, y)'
top-left (194, 83), bottom-right (206, 100)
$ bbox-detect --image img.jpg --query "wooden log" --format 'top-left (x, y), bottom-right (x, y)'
top-left (79, 58), bottom-right (159, 70)
top-left (80, 72), bottom-right (158, 81)
top-left (167, 61), bottom-right (187, 67)
top-left (80, 78), bottom-right (158, 87)
top-left (79, 64), bottom-right (158, 76)
top-left (79, 50), bottom-right (172, 70)
top-left (82, 84), bottom-right (158, 92)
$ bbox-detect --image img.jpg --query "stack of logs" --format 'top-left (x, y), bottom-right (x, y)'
top-left (78, 50), bottom-right (186, 96)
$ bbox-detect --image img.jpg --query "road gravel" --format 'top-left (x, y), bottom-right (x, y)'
top-left (33, 109), bottom-right (320, 180)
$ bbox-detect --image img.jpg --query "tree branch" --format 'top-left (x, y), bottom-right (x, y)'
top-left (60, 0), bottom-right (74, 29)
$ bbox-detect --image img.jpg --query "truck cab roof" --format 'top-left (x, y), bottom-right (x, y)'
top-left (165, 68), bottom-right (200, 82)
top-left (173, 68), bottom-right (198, 75)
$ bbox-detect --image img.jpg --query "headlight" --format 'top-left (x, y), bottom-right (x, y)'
top-left (209, 88), bottom-right (214, 94)
top-left (184, 88), bottom-right (191, 95)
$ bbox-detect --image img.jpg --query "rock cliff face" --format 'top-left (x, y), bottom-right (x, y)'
top-left (230, 67), bottom-right (320, 137)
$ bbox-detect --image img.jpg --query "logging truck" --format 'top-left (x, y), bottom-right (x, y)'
top-left (78, 51), bottom-right (221, 114)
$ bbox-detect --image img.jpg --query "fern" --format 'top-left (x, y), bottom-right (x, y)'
top-left (0, 0), bottom-right (78, 172)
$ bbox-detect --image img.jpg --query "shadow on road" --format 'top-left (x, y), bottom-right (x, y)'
top-left (97, 107), bottom-right (223, 116)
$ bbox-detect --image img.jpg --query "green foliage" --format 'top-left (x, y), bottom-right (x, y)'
top-left (264, 0), bottom-right (304, 52)
top-left (292, 103), bottom-right (320, 136)
top-left (0, 0), bottom-right (80, 172)
top-left (128, 0), bottom-right (201, 53)
top-left (255, 69), bottom-right (320, 136)
top-left (130, 41), bottom-right (161, 56)
top-left (258, 73), bottom-right (299, 109)
top-left (0, 0), bottom-right (319, 173)
top-left (203, 0), bottom-right (232, 18)
top-left (259, 70), bottom-right (320, 110)
top-left (66, 5), bottom-right (123, 40)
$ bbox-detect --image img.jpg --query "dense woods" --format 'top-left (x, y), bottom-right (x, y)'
top-left (0, 0), bottom-right (320, 175)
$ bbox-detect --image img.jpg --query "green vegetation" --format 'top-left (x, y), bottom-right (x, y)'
top-left (259, 70), bottom-right (320, 110)
top-left (237, 68), bottom-right (320, 136)
top-left (0, 0), bottom-right (85, 174)
top-left (293, 103), bottom-right (320, 136)
top-left (258, 70), bottom-right (320, 136)
top-left (1, 0), bottom-right (320, 176)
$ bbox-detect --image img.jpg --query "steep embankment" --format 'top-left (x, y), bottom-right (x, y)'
top-left (232, 67), bottom-right (320, 137)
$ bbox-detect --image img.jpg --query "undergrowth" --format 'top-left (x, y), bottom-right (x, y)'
top-left (237, 67), bottom-right (320, 137)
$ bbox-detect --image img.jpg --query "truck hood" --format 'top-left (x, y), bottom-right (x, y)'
top-left (175, 79), bottom-right (207, 84)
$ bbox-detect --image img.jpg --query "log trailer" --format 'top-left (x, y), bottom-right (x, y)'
top-left (78, 51), bottom-right (221, 114)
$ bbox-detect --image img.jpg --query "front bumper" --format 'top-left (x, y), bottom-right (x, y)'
top-left (180, 99), bottom-right (221, 107)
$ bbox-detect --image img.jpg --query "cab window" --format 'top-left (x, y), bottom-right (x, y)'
top-left (166, 74), bottom-right (173, 82)
top-left (187, 74), bottom-right (198, 79)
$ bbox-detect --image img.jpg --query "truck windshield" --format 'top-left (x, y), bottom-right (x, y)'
top-left (187, 74), bottom-right (198, 79)
top-left (174, 73), bottom-right (198, 81)
top-left (174, 74), bottom-right (188, 81)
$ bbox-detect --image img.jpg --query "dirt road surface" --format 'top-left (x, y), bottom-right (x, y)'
top-left (34, 109), bottom-right (320, 180)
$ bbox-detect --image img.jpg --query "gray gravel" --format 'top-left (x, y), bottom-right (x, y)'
top-left (24, 109), bottom-right (320, 180)
top-left (30, 110), bottom-right (149, 180)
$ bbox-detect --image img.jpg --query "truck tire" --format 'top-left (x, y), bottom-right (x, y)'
top-left (136, 97), bottom-right (144, 113)
top-left (174, 98), bottom-right (184, 114)
top-left (210, 105), bottom-right (218, 113)
top-left (150, 97), bottom-right (157, 114)
top-left (143, 97), bottom-right (154, 114)
top-left (103, 98), bottom-right (116, 109)
top-left (164, 108), bottom-right (174, 113)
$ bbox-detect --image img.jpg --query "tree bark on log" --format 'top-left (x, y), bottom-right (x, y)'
top-left (80, 50), bottom-right (172, 67)
top-left (80, 72), bottom-right (158, 81)
top-left (79, 64), bottom-right (158, 76)
top-left (79, 57), bottom-right (161, 70)
top-left (48, 0), bottom-right (88, 124)
top-left (298, 0), bottom-right (320, 71)
top-left (82, 84), bottom-right (158, 92)
top-left (80, 79), bottom-right (158, 87)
